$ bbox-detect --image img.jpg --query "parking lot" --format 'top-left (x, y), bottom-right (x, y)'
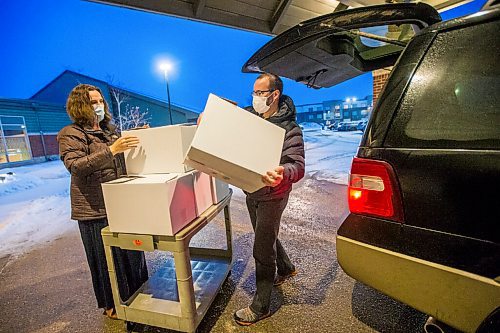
top-left (0, 129), bottom-right (429, 333)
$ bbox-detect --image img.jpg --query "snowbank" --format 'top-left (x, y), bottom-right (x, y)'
top-left (304, 129), bottom-right (362, 185)
top-left (0, 130), bottom-right (361, 257)
top-left (0, 161), bottom-right (74, 258)
top-left (299, 122), bottom-right (323, 132)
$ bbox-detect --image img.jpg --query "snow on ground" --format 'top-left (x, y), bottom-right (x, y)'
top-left (304, 128), bottom-right (362, 185)
top-left (0, 128), bottom-right (362, 258)
top-left (0, 161), bottom-right (74, 258)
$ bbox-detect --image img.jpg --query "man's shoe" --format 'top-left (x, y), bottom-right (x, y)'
top-left (274, 269), bottom-right (298, 286)
top-left (234, 307), bottom-right (271, 326)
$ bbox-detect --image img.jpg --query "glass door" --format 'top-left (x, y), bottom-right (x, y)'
top-left (0, 116), bottom-right (32, 164)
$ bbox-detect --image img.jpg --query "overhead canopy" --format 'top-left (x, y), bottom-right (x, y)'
top-left (87, 0), bottom-right (472, 35)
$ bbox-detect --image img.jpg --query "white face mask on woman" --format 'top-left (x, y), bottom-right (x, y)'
top-left (252, 95), bottom-right (273, 114)
top-left (93, 104), bottom-right (105, 122)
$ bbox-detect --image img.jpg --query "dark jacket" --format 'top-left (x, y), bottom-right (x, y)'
top-left (246, 94), bottom-right (305, 201)
top-left (57, 123), bottom-right (125, 221)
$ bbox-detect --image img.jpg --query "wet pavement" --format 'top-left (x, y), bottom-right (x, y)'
top-left (0, 176), bottom-right (428, 333)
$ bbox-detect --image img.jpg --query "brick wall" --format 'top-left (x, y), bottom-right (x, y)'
top-left (372, 68), bottom-right (392, 106)
top-left (29, 134), bottom-right (59, 157)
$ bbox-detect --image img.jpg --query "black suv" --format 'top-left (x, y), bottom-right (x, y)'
top-left (243, 2), bottom-right (499, 332)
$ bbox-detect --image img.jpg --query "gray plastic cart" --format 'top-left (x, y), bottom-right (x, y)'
top-left (101, 190), bottom-right (233, 333)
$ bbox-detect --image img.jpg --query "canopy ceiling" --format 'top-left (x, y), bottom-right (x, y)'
top-left (87, 0), bottom-right (472, 35)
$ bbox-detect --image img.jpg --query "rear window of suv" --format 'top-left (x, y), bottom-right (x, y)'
top-left (385, 20), bottom-right (500, 149)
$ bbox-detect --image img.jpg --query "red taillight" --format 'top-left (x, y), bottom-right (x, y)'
top-left (348, 157), bottom-right (404, 222)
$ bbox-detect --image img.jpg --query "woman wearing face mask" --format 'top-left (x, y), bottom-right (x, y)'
top-left (57, 84), bottom-right (148, 320)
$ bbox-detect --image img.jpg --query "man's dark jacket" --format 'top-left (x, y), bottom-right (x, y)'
top-left (246, 94), bottom-right (305, 201)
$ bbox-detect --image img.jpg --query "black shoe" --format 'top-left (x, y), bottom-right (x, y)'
top-left (234, 307), bottom-right (271, 326)
top-left (274, 269), bottom-right (298, 286)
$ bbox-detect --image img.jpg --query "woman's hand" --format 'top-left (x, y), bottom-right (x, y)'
top-left (110, 136), bottom-right (139, 155)
top-left (262, 166), bottom-right (284, 187)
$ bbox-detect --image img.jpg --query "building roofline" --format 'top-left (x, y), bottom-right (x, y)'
top-left (108, 84), bottom-right (200, 114)
top-left (30, 70), bottom-right (111, 100)
top-left (0, 97), bottom-right (67, 108)
top-left (31, 70), bottom-right (201, 114)
top-left (296, 102), bottom-right (325, 107)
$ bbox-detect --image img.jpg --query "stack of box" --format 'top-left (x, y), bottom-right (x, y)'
top-left (102, 124), bottom-right (229, 236)
top-left (102, 93), bottom-right (285, 236)
top-left (185, 94), bottom-right (286, 193)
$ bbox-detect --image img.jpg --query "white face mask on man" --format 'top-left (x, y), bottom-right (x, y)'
top-left (252, 94), bottom-right (274, 114)
top-left (93, 104), bottom-right (105, 122)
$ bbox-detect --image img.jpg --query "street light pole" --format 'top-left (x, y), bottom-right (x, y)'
top-left (163, 69), bottom-right (173, 125)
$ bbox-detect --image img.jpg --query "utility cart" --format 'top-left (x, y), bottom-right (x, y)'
top-left (101, 190), bottom-right (233, 333)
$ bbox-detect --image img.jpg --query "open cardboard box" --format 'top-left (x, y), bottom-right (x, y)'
top-left (123, 125), bottom-right (197, 175)
top-left (185, 94), bottom-right (285, 193)
top-left (102, 173), bottom-right (197, 236)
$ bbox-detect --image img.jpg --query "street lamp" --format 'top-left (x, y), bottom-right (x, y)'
top-left (160, 62), bottom-right (173, 125)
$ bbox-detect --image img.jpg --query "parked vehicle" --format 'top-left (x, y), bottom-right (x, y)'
top-left (243, 2), bottom-right (500, 332)
top-left (356, 120), bottom-right (368, 132)
top-left (327, 122), bottom-right (339, 131)
top-left (337, 122), bottom-right (357, 131)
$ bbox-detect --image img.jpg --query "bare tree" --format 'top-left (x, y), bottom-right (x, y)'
top-left (120, 104), bottom-right (151, 130)
top-left (109, 87), bottom-right (129, 131)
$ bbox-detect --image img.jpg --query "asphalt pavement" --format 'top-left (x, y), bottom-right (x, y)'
top-left (0, 176), bottom-right (428, 333)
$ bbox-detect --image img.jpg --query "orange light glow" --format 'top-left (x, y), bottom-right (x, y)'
top-left (350, 189), bottom-right (362, 200)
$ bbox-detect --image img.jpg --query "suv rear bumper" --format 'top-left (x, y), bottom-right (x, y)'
top-left (337, 235), bottom-right (500, 332)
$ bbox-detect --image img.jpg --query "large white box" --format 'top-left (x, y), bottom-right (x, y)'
top-left (211, 178), bottom-right (229, 204)
top-left (123, 125), bottom-right (197, 175)
top-left (184, 94), bottom-right (286, 193)
top-left (102, 173), bottom-right (197, 236)
top-left (190, 170), bottom-right (213, 216)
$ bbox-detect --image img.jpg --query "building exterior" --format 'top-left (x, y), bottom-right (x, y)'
top-left (296, 95), bottom-right (373, 126)
top-left (0, 99), bottom-right (70, 165)
top-left (31, 70), bottom-right (200, 128)
top-left (295, 102), bottom-right (325, 123)
top-left (0, 70), bottom-right (199, 168)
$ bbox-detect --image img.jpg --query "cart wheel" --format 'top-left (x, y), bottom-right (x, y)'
top-left (126, 321), bottom-right (136, 333)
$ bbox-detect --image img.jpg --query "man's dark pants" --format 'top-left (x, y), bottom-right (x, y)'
top-left (246, 193), bottom-right (295, 315)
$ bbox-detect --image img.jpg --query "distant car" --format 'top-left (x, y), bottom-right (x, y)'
top-left (356, 120), bottom-right (368, 132)
top-left (243, 2), bottom-right (500, 332)
top-left (327, 122), bottom-right (339, 131)
top-left (337, 122), bottom-right (357, 131)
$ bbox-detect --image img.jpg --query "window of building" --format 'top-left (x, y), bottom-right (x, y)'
top-left (0, 115), bottom-right (32, 164)
top-left (317, 114), bottom-right (322, 119)
top-left (308, 114), bottom-right (314, 120)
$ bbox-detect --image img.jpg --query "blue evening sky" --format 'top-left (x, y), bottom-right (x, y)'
top-left (0, 0), bottom-right (488, 112)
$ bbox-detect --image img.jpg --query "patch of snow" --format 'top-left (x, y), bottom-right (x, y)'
top-left (299, 122), bottom-right (323, 132)
top-left (0, 161), bottom-right (73, 258)
top-left (0, 129), bottom-right (361, 257)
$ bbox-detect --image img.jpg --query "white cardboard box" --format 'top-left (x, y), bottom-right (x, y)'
top-left (184, 94), bottom-right (285, 193)
top-left (102, 173), bottom-right (197, 236)
top-left (123, 125), bottom-right (197, 175)
top-left (190, 170), bottom-right (213, 216)
top-left (211, 177), bottom-right (229, 204)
